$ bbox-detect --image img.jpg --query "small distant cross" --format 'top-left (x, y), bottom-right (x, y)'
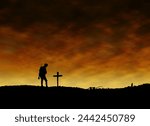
top-left (53, 72), bottom-right (63, 87)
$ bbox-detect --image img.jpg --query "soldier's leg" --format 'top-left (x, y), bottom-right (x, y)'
top-left (41, 78), bottom-right (43, 87)
top-left (44, 76), bottom-right (48, 87)
top-left (45, 78), bottom-right (48, 87)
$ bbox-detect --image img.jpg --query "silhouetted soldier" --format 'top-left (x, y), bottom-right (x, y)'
top-left (38, 63), bottom-right (48, 87)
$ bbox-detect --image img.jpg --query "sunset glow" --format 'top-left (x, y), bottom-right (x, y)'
top-left (0, 0), bottom-right (150, 88)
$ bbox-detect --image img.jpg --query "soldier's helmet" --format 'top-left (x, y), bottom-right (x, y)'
top-left (44, 63), bottom-right (48, 67)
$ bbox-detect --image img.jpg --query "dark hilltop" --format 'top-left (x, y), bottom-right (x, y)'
top-left (0, 84), bottom-right (150, 108)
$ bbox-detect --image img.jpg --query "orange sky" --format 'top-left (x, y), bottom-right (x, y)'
top-left (0, 0), bottom-right (150, 88)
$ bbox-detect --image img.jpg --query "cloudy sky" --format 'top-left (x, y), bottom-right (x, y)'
top-left (0, 0), bottom-right (150, 88)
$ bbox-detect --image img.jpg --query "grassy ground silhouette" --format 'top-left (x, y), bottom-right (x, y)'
top-left (0, 84), bottom-right (150, 108)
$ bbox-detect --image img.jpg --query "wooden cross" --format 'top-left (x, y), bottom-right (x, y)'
top-left (53, 72), bottom-right (63, 87)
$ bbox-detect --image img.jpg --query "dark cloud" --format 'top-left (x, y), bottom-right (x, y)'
top-left (0, 0), bottom-right (149, 31)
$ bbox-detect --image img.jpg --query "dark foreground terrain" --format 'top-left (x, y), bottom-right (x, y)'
top-left (0, 84), bottom-right (150, 108)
